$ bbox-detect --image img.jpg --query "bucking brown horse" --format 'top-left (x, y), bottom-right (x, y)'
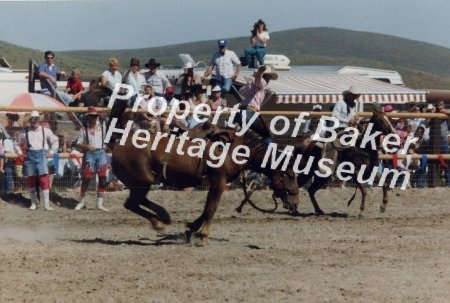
top-left (295, 107), bottom-right (395, 217)
top-left (108, 105), bottom-right (299, 245)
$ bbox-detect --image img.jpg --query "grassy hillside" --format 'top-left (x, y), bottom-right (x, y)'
top-left (2, 27), bottom-right (450, 89)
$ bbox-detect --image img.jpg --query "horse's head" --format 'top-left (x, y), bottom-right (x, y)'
top-left (270, 164), bottom-right (299, 213)
top-left (369, 106), bottom-right (395, 135)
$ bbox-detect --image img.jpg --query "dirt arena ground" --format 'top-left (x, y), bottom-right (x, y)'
top-left (1, 187), bottom-right (450, 303)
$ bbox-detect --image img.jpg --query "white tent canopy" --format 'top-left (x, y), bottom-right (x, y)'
top-left (236, 73), bottom-right (427, 105)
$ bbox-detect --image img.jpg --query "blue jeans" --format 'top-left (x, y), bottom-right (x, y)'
top-left (245, 46), bottom-right (266, 68)
top-left (236, 109), bottom-right (272, 146)
top-left (217, 77), bottom-right (232, 93)
top-left (441, 137), bottom-right (450, 186)
top-left (0, 161), bottom-right (14, 194)
top-left (42, 89), bottom-right (73, 106)
top-left (84, 149), bottom-right (107, 172)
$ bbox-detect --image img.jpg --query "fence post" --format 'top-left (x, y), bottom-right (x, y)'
top-left (428, 118), bottom-right (441, 187)
top-left (28, 59), bottom-right (35, 93)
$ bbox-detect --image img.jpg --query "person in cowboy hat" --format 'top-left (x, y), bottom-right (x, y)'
top-left (74, 107), bottom-right (109, 211)
top-left (236, 65), bottom-right (277, 145)
top-left (19, 111), bottom-right (59, 210)
top-left (143, 58), bottom-right (172, 96)
top-left (176, 61), bottom-right (202, 100)
top-left (201, 39), bottom-right (241, 93)
top-left (332, 86), bottom-right (361, 131)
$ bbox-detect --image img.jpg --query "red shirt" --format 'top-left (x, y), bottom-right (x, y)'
top-left (66, 78), bottom-right (85, 94)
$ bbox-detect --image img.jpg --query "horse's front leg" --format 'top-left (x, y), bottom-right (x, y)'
top-left (380, 182), bottom-right (389, 213)
top-left (307, 178), bottom-right (326, 215)
top-left (357, 182), bottom-right (368, 218)
top-left (124, 187), bottom-right (168, 231)
top-left (185, 178), bottom-right (226, 246)
top-left (373, 174), bottom-right (389, 213)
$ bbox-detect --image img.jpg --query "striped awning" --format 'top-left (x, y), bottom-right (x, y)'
top-left (236, 73), bottom-right (427, 104)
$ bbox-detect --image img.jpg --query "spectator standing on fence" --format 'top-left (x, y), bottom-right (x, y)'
top-left (38, 50), bottom-right (73, 105)
top-left (436, 101), bottom-right (450, 187)
top-left (143, 58), bottom-right (171, 96)
top-left (74, 107), bottom-right (109, 211)
top-left (244, 19), bottom-right (270, 68)
top-left (20, 111), bottom-right (59, 210)
top-left (201, 39), bottom-right (241, 93)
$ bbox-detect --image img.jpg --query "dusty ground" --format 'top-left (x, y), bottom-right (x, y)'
top-left (1, 186), bottom-right (450, 303)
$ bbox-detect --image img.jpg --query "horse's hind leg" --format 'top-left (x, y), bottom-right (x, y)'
top-left (124, 186), bottom-right (169, 231)
top-left (380, 182), bottom-right (389, 213)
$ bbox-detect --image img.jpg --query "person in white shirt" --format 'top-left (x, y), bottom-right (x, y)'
top-left (123, 58), bottom-right (146, 107)
top-left (201, 39), bottom-right (241, 93)
top-left (74, 107), bottom-right (109, 211)
top-left (100, 58), bottom-right (122, 91)
top-left (244, 19), bottom-right (270, 68)
top-left (332, 86), bottom-right (361, 131)
top-left (20, 111), bottom-right (59, 210)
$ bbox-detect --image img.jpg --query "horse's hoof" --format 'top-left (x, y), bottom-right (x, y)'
top-left (184, 230), bottom-right (192, 244)
top-left (193, 233), bottom-right (209, 247)
top-left (315, 210), bottom-right (325, 216)
top-left (379, 205), bottom-right (386, 213)
top-left (150, 219), bottom-right (166, 231)
top-left (159, 214), bottom-right (171, 225)
top-left (358, 213), bottom-right (365, 219)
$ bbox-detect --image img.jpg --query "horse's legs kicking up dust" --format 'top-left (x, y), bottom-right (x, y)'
top-left (124, 186), bottom-right (171, 231)
top-left (185, 177), bottom-right (226, 246)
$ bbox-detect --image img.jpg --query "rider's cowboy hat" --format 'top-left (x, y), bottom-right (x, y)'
top-left (144, 58), bottom-right (161, 68)
top-left (342, 86), bottom-right (361, 97)
top-left (86, 107), bottom-right (99, 116)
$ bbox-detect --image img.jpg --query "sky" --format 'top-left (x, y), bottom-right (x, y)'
top-left (1, 0), bottom-right (450, 51)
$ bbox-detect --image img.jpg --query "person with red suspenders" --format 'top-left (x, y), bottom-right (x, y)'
top-left (74, 107), bottom-right (109, 211)
top-left (21, 111), bottom-right (59, 210)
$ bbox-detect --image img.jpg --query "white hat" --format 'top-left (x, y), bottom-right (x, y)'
top-left (427, 103), bottom-right (435, 110)
top-left (183, 62), bottom-right (194, 69)
top-left (211, 85), bottom-right (221, 92)
top-left (313, 104), bottom-right (322, 111)
top-left (342, 86), bottom-right (361, 97)
top-left (30, 110), bottom-right (40, 119)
